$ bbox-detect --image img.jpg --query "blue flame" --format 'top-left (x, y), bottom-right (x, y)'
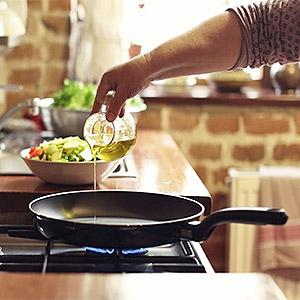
top-left (85, 247), bottom-right (148, 255)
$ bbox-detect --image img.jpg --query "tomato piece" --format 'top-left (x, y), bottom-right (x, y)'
top-left (29, 150), bottom-right (38, 158)
top-left (29, 147), bottom-right (36, 155)
top-left (36, 149), bottom-right (44, 157)
top-left (29, 147), bottom-right (44, 158)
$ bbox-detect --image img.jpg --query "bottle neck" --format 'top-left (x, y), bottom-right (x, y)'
top-left (100, 103), bottom-right (108, 114)
top-left (100, 91), bottom-right (115, 115)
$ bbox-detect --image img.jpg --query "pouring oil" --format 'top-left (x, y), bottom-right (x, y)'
top-left (92, 151), bottom-right (97, 190)
top-left (86, 134), bottom-right (136, 190)
top-left (83, 108), bottom-right (137, 190)
top-left (90, 147), bottom-right (98, 222)
top-left (83, 94), bottom-right (136, 222)
top-left (89, 138), bottom-right (136, 221)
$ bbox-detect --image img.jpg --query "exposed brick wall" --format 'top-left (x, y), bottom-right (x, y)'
top-left (138, 102), bottom-right (300, 271)
top-left (4, 0), bottom-right (71, 110)
top-left (244, 113), bottom-right (290, 134)
top-left (206, 113), bottom-right (239, 134)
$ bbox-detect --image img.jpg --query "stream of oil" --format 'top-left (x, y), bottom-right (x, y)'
top-left (89, 137), bottom-right (136, 224)
top-left (92, 149), bottom-right (97, 224)
top-left (93, 151), bottom-right (97, 191)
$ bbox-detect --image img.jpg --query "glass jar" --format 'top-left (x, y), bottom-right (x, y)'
top-left (83, 93), bottom-right (136, 162)
top-left (270, 62), bottom-right (300, 95)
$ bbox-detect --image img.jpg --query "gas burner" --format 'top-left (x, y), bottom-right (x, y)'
top-left (85, 247), bottom-right (148, 255)
top-left (0, 225), bottom-right (214, 273)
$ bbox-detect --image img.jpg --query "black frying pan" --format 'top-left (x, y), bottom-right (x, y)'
top-left (29, 190), bottom-right (288, 249)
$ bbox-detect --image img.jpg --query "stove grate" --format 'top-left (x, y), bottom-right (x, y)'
top-left (0, 225), bottom-right (214, 273)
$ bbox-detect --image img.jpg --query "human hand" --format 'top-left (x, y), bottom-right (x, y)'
top-left (92, 54), bottom-right (152, 122)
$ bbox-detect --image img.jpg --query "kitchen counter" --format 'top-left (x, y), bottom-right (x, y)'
top-left (0, 130), bottom-right (211, 217)
top-left (0, 273), bottom-right (286, 300)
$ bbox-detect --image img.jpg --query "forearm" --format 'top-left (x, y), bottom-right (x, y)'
top-left (145, 11), bottom-right (242, 81)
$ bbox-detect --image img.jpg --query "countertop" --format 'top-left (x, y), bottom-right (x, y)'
top-left (0, 273), bottom-right (287, 300)
top-left (0, 130), bottom-right (211, 215)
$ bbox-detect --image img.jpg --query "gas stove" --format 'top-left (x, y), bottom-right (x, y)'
top-left (0, 225), bottom-right (214, 274)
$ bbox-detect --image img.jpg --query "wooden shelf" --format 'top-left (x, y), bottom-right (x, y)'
top-left (141, 85), bottom-right (300, 107)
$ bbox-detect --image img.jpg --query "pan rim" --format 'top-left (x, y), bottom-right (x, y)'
top-left (29, 190), bottom-right (205, 227)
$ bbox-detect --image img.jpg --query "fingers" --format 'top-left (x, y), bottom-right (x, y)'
top-left (106, 89), bottom-right (127, 122)
top-left (92, 57), bottom-right (147, 121)
top-left (119, 103), bottom-right (126, 118)
top-left (91, 76), bottom-right (111, 115)
top-left (91, 75), bottom-right (127, 122)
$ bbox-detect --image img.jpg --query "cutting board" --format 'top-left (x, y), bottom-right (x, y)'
top-left (0, 152), bottom-right (32, 175)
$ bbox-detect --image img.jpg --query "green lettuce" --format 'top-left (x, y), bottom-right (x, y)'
top-left (52, 79), bottom-right (96, 110)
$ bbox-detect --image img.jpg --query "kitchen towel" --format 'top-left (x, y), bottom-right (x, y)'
top-left (258, 166), bottom-right (300, 272)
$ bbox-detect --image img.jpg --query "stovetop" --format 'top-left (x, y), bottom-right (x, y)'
top-left (0, 226), bottom-right (214, 274)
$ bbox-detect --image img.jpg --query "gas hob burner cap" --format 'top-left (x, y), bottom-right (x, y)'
top-left (85, 247), bottom-right (148, 255)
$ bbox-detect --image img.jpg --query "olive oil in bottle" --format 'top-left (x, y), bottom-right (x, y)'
top-left (83, 93), bottom-right (137, 189)
top-left (87, 134), bottom-right (136, 162)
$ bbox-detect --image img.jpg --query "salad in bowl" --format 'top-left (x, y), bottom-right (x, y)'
top-left (21, 136), bottom-right (120, 185)
top-left (26, 136), bottom-right (93, 162)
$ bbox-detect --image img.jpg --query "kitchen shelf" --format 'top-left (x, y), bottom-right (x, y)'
top-left (141, 85), bottom-right (300, 107)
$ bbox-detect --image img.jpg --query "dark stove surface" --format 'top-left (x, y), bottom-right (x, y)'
top-left (0, 226), bottom-right (214, 274)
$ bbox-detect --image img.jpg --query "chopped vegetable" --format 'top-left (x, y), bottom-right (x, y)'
top-left (29, 147), bottom-right (44, 159)
top-left (27, 136), bottom-right (94, 162)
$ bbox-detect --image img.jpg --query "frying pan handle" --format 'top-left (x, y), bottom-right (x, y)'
top-left (183, 207), bottom-right (288, 242)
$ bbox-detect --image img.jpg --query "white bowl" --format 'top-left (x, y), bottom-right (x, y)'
top-left (20, 148), bottom-right (121, 186)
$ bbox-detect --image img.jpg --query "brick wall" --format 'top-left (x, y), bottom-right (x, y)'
top-left (4, 0), bottom-right (71, 111)
top-left (137, 103), bottom-right (300, 271)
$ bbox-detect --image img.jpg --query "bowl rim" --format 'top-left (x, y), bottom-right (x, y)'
top-left (43, 104), bottom-right (90, 113)
top-left (41, 102), bottom-right (147, 114)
